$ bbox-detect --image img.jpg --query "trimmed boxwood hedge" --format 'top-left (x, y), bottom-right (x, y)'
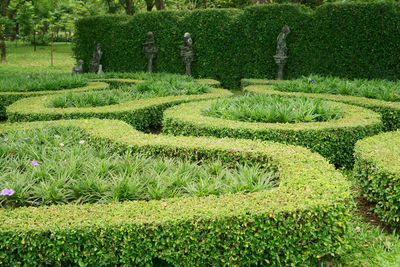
top-left (0, 82), bottom-right (109, 120)
top-left (354, 130), bottom-right (400, 229)
top-left (0, 119), bottom-right (351, 266)
top-left (163, 98), bottom-right (383, 168)
top-left (75, 3), bottom-right (400, 88)
top-left (6, 88), bottom-right (232, 132)
top-left (246, 84), bottom-right (400, 131)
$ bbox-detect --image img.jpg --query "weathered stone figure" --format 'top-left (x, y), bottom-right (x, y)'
top-left (72, 60), bottom-right (84, 75)
top-left (90, 43), bottom-right (103, 73)
top-left (273, 25), bottom-right (290, 80)
top-left (143, 32), bottom-right (158, 73)
top-left (180, 32), bottom-right (194, 76)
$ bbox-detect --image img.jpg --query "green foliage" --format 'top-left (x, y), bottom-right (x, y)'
top-left (354, 130), bottom-right (400, 229)
top-left (49, 80), bottom-right (210, 108)
top-left (163, 98), bottom-right (383, 168)
top-left (272, 75), bottom-right (400, 102)
top-left (203, 94), bottom-right (343, 123)
top-left (6, 85), bottom-right (231, 132)
top-left (0, 119), bottom-right (351, 266)
top-left (0, 82), bottom-right (108, 121)
top-left (0, 126), bottom-right (276, 207)
top-left (246, 80), bottom-right (400, 131)
top-left (0, 73), bottom-right (87, 92)
top-left (75, 3), bottom-right (400, 88)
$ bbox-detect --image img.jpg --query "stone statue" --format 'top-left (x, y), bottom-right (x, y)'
top-left (273, 25), bottom-right (290, 80)
top-left (143, 32), bottom-right (158, 73)
top-left (90, 43), bottom-right (103, 73)
top-left (72, 60), bottom-right (83, 75)
top-left (180, 32), bottom-right (194, 76)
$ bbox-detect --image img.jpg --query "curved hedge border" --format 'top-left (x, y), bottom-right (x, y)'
top-left (0, 82), bottom-right (109, 120)
top-left (246, 84), bottom-right (400, 131)
top-left (0, 119), bottom-right (351, 266)
top-left (7, 88), bottom-right (232, 132)
top-left (92, 77), bottom-right (221, 88)
top-left (163, 98), bottom-right (383, 168)
top-left (354, 130), bottom-right (400, 229)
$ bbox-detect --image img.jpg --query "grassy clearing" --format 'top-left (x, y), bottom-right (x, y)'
top-left (203, 94), bottom-right (343, 123)
top-left (1, 42), bottom-right (74, 74)
top-left (0, 127), bottom-right (277, 207)
top-left (273, 75), bottom-right (400, 102)
top-left (49, 80), bottom-right (211, 108)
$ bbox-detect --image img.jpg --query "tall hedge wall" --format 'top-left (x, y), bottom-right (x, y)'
top-left (75, 2), bottom-right (400, 88)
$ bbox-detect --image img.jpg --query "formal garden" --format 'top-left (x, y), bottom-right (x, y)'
top-left (1, 0), bottom-right (400, 266)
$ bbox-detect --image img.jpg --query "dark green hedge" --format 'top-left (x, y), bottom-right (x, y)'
top-left (75, 2), bottom-right (400, 88)
top-left (163, 98), bottom-right (383, 168)
top-left (354, 130), bottom-right (400, 229)
top-left (0, 82), bottom-right (109, 120)
top-left (6, 88), bottom-right (231, 132)
top-left (0, 119), bottom-right (351, 266)
top-left (246, 84), bottom-right (400, 131)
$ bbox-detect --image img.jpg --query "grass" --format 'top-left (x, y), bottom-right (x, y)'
top-left (48, 79), bottom-right (211, 108)
top-left (203, 94), bottom-right (343, 123)
top-left (273, 75), bottom-right (400, 102)
top-left (0, 127), bottom-right (277, 207)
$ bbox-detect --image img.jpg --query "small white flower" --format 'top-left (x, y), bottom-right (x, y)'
top-left (355, 226), bottom-right (361, 233)
top-left (79, 140), bottom-right (85, 145)
top-left (59, 143), bottom-right (65, 147)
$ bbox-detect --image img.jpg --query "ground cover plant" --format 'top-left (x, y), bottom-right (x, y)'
top-left (0, 126), bottom-right (276, 207)
top-left (49, 79), bottom-right (211, 108)
top-left (272, 75), bottom-right (400, 102)
top-left (203, 94), bottom-right (343, 123)
top-left (0, 73), bottom-right (88, 92)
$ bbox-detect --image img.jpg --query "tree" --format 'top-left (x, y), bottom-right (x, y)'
top-left (119, 0), bottom-right (134, 15)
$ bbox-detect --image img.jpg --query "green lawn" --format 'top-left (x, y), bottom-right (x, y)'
top-left (1, 42), bottom-right (400, 266)
top-left (1, 41), bottom-right (74, 74)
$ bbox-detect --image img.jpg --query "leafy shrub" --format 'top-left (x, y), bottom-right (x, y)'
top-left (0, 73), bottom-right (88, 92)
top-left (0, 119), bottom-right (351, 266)
top-left (75, 3), bottom-right (400, 88)
top-left (354, 130), bottom-right (400, 229)
top-left (272, 75), bottom-right (400, 102)
top-left (49, 81), bottom-right (211, 108)
top-left (163, 98), bottom-right (383, 168)
top-left (0, 127), bottom-right (276, 207)
top-left (246, 81), bottom-right (400, 131)
top-left (203, 94), bottom-right (343, 123)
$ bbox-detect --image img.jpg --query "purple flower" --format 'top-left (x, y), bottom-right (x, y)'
top-left (3, 138), bottom-right (8, 143)
top-left (206, 106), bottom-right (211, 111)
top-left (1, 188), bottom-right (15, 196)
top-left (43, 129), bottom-right (47, 132)
top-left (24, 137), bottom-right (29, 141)
top-left (312, 80), bottom-right (316, 83)
top-left (32, 160), bottom-right (39, 166)
top-left (307, 78), bottom-right (312, 81)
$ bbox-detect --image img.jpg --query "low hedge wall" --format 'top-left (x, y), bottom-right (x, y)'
top-left (246, 84), bottom-right (400, 131)
top-left (0, 119), bottom-right (351, 266)
top-left (6, 88), bottom-right (232, 132)
top-left (163, 98), bottom-right (382, 168)
top-left (0, 82), bottom-right (109, 120)
top-left (354, 130), bottom-right (400, 229)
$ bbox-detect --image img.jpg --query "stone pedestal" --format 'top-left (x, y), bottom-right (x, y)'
top-left (273, 55), bottom-right (288, 80)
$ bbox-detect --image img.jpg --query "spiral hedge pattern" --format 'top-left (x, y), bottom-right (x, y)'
top-left (0, 77), bottom-right (368, 265)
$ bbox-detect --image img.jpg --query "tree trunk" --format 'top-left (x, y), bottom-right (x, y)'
top-left (145, 0), bottom-right (154, 11)
top-left (155, 0), bottom-right (165, 10)
top-left (50, 32), bottom-right (53, 66)
top-left (120, 0), bottom-right (134, 15)
top-left (0, 34), bottom-right (6, 63)
top-left (33, 31), bottom-right (37, 52)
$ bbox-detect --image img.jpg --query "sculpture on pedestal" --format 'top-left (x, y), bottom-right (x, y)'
top-left (90, 43), bottom-right (103, 74)
top-left (180, 32), bottom-right (194, 76)
top-left (143, 32), bottom-right (158, 73)
top-left (273, 25), bottom-right (290, 80)
top-left (72, 60), bottom-right (83, 75)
